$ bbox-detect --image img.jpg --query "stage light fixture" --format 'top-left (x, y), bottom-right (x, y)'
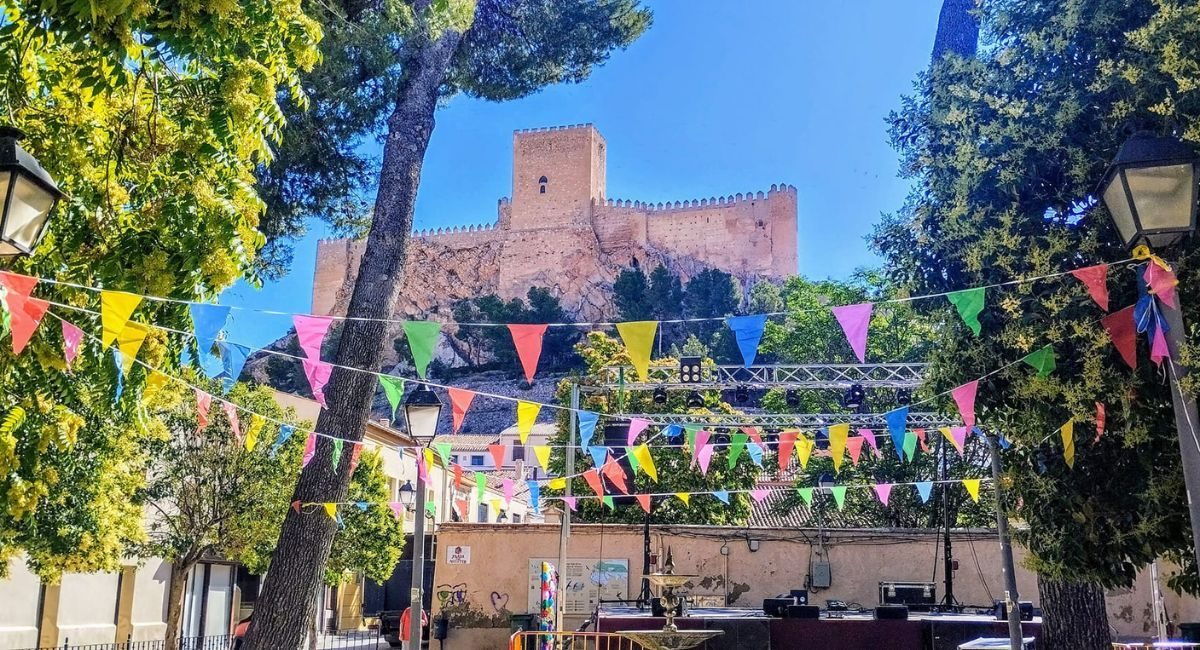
top-left (653, 386), bottom-right (668, 404)
top-left (896, 388), bottom-right (912, 406)
top-left (842, 383), bottom-right (866, 410)
top-left (679, 356), bottom-right (703, 383)
top-left (686, 391), bottom-right (705, 409)
top-left (785, 389), bottom-right (801, 408)
top-left (734, 385), bottom-right (750, 404)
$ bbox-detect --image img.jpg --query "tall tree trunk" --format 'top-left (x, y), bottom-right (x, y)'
top-left (163, 560), bottom-right (193, 650)
top-left (1038, 576), bottom-right (1112, 649)
top-left (242, 24), bottom-right (467, 650)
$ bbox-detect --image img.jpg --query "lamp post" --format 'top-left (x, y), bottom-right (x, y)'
top-left (0, 126), bottom-right (63, 258)
top-left (402, 385), bottom-right (442, 650)
top-left (1099, 129), bottom-right (1200, 575)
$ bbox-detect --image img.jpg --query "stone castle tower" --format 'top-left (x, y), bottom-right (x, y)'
top-left (312, 124), bottom-right (798, 321)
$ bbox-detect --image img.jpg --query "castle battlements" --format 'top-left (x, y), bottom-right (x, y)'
top-left (513, 123), bottom-right (595, 134)
top-left (597, 183), bottom-right (797, 212)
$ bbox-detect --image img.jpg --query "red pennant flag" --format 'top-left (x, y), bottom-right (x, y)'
top-left (777, 431), bottom-right (798, 472)
top-left (582, 469), bottom-right (604, 497)
top-left (222, 401), bottom-right (241, 438)
top-left (291, 500), bottom-right (301, 514)
top-left (195, 389), bottom-right (211, 429)
top-left (448, 387), bottom-right (476, 432)
top-left (508, 324), bottom-right (549, 383)
top-left (488, 443), bottom-right (506, 469)
top-left (1070, 264), bottom-right (1110, 312)
top-left (951, 380), bottom-right (979, 428)
top-left (10, 297), bottom-right (49, 355)
top-left (636, 494), bottom-right (651, 513)
top-left (1095, 402), bottom-right (1106, 443)
top-left (915, 428), bottom-right (929, 453)
top-left (349, 443), bottom-right (363, 474)
top-left (0, 271), bottom-right (37, 301)
top-left (1102, 305), bottom-right (1137, 369)
top-left (846, 436), bottom-right (865, 465)
top-left (454, 463), bottom-right (464, 490)
top-left (454, 498), bottom-right (469, 520)
top-left (602, 453), bottom-right (629, 494)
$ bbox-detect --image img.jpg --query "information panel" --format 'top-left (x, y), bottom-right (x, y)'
top-left (527, 558), bottom-right (629, 615)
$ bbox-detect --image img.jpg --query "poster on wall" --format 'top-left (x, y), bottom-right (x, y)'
top-left (446, 545), bottom-right (471, 565)
top-left (527, 558), bottom-right (629, 615)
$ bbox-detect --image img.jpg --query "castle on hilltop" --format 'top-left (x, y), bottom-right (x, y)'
top-left (312, 124), bottom-right (798, 321)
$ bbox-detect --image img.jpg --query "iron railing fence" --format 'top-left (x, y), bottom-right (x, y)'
top-left (16, 629), bottom-right (386, 650)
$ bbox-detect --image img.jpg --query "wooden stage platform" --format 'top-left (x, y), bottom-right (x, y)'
top-left (596, 606), bottom-right (1043, 650)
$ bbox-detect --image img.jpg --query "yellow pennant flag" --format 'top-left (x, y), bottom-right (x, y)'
top-left (962, 479), bottom-right (981, 503)
top-left (796, 435), bottom-right (815, 469)
top-left (1060, 420), bottom-right (1075, 469)
top-left (517, 400), bottom-right (541, 444)
top-left (828, 423), bottom-right (849, 473)
top-left (615, 321), bottom-right (658, 381)
top-left (143, 371), bottom-right (169, 402)
top-left (424, 447), bottom-right (436, 470)
top-left (675, 492), bottom-right (690, 506)
top-left (548, 478), bottom-right (566, 490)
top-left (489, 499), bottom-right (501, 517)
top-left (244, 415), bottom-right (264, 451)
top-left (633, 443), bottom-right (658, 482)
top-left (533, 445), bottom-right (552, 473)
top-left (323, 503), bottom-right (337, 519)
top-left (115, 322), bottom-right (150, 374)
top-left (101, 291), bottom-right (142, 347)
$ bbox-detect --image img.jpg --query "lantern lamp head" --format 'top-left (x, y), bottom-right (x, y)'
top-left (1099, 130), bottom-right (1200, 250)
top-left (0, 126), bottom-right (64, 258)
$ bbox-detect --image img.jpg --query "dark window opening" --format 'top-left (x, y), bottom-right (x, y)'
top-left (538, 175), bottom-right (548, 194)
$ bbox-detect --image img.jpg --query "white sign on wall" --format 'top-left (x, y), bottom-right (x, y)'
top-left (446, 545), bottom-right (471, 565)
top-left (528, 558), bottom-right (629, 615)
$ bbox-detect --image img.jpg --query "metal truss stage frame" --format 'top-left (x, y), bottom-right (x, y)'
top-left (619, 411), bottom-right (959, 429)
top-left (591, 362), bottom-right (928, 390)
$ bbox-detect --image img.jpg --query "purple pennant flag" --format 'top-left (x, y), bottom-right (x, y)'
top-left (831, 303), bottom-right (873, 363)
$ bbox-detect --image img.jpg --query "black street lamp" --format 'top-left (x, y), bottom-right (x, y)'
top-left (403, 385), bottom-right (442, 650)
top-left (398, 480), bottom-right (415, 511)
top-left (1099, 130), bottom-right (1200, 249)
top-left (0, 127), bottom-right (63, 258)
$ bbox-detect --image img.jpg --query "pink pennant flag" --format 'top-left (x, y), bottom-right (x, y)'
top-left (10, 297), bottom-right (49, 355)
top-left (293, 315), bottom-right (333, 361)
top-left (563, 496), bottom-right (577, 511)
top-left (508, 324), bottom-right (549, 383)
top-left (417, 453), bottom-right (429, 482)
top-left (698, 443), bottom-right (715, 475)
top-left (873, 483), bottom-right (893, 506)
top-left (692, 430), bottom-right (711, 466)
top-left (195, 389), bottom-right (211, 430)
top-left (488, 444), bottom-right (506, 469)
top-left (448, 388), bottom-right (476, 432)
top-left (636, 494), bottom-right (651, 513)
top-left (751, 488), bottom-right (770, 503)
top-left (1070, 264), bottom-right (1110, 311)
top-left (627, 418), bottom-right (650, 446)
top-left (302, 433), bottom-right (317, 468)
top-left (1145, 263), bottom-right (1179, 309)
top-left (846, 436), bottom-right (865, 466)
top-left (502, 478), bottom-right (514, 504)
top-left (389, 502), bottom-right (404, 520)
top-left (951, 380), bottom-right (978, 428)
top-left (831, 302), bottom-right (873, 362)
top-left (1151, 326), bottom-right (1170, 366)
top-left (948, 426), bottom-right (968, 456)
top-left (62, 320), bottom-right (84, 370)
top-left (302, 359), bottom-right (333, 408)
top-left (858, 428), bottom-right (879, 456)
top-left (1095, 402), bottom-right (1106, 444)
top-left (222, 401), bottom-right (241, 438)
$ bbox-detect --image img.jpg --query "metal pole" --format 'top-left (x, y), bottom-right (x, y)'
top-left (987, 433), bottom-right (1023, 650)
top-left (1161, 298), bottom-right (1200, 576)
top-left (409, 462), bottom-right (426, 650)
top-left (555, 384), bottom-right (579, 632)
top-left (940, 436), bottom-right (956, 609)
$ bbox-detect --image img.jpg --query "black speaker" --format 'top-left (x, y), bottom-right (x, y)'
top-left (874, 605), bottom-right (909, 620)
top-left (786, 605), bottom-right (820, 619)
top-left (652, 597), bottom-right (684, 617)
top-left (763, 597), bottom-right (795, 617)
top-left (789, 589), bottom-right (809, 605)
top-left (994, 600), bottom-right (1035, 621)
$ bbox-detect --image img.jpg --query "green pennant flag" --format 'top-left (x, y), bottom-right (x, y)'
top-left (684, 425), bottom-right (700, 455)
top-left (403, 321), bottom-right (442, 379)
top-left (602, 495), bottom-right (615, 511)
top-left (425, 500), bottom-right (437, 516)
top-left (946, 287), bottom-right (985, 336)
top-left (830, 486), bottom-right (847, 510)
top-left (435, 442), bottom-right (453, 468)
top-left (727, 432), bottom-right (748, 469)
top-left (798, 487), bottom-right (814, 505)
top-left (625, 447), bottom-right (641, 475)
top-left (379, 376), bottom-right (405, 419)
top-left (1022, 344), bottom-right (1056, 377)
top-left (902, 431), bottom-right (918, 462)
top-left (475, 471), bottom-right (486, 500)
top-left (331, 439), bottom-right (343, 470)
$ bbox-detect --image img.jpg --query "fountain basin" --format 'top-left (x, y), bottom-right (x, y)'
top-left (616, 629), bottom-right (724, 650)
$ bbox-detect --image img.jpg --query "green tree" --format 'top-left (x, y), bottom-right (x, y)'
top-left (0, 0), bottom-right (320, 579)
top-left (245, 3), bottom-right (651, 646)
top-left (876, 1), bottom-right (1200, 645)
top-left (448, 287), bottom-right (579, 372)
top-left (614, 266), bottom-right (654, 321)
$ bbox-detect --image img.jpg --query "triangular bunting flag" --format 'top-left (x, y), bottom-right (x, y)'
top-left (190, 304), bottom-right (231, 361)
top-left (831, 302), bottom-right (873, 362)
top-left (508, 324), bottom-right (549, 383)
top-left (1151, 326), bottom-right (1170, 366)
top-left (331, 438), bottom-right (343, 470)
top-left (951, 380), bottom-right (978, 428)
top-left (547, 477), bottom-right (565, 490)
top-left (728, 431), bottom-right (748, 469)
top-left (796, 436), bottom-right (815, 470)
top-left (115, 322), bottom-right (150, 374)
top-left (750, 488), bottom-right (770, 503)
top-left (602, 495), bottom-right (615, 511)
top-left (455, 498), bottom-right (470, 520)
top-left (624, 446), bottom-right (641, 475)
top-left (101, 291), bottom-right (142, 347)
top-left (244, 416), bottom-right (264, 451)
top-left (1022, 344), bottom-right (1056, 377)
top-left (874, 483), bottom-right (893, 506)
top-left (402, 320), bottom-right (441, 379)
top-left (778, 431), bottom-right (798, 472)
top-left (222, 400), bottom-right (241, 438)
top-left (435, 442), bottom-right (453, 468)
top-left (846, 436), bottom-right (865, 466)
top-left (582, 469), bottom-right (604, 497)
top-left (475, 472), bottom-right (487, 500)
top-left (886, 407), bottom-right (908, 459)
top-left (10, 296), bottom-right (49, 355)
top-left (270, 425), bottom-right (295, 458)
top-left (448, 387), bottom-right (475, 432)
top-left (302, 433), bottom-right (316, 468)
top-left (902, 431), bottom-right (918, 461)
top-left (588, 445), bottom-right (608, 470)
top-left (1061, 420), bottom-right (1075, 469)
top-left (578, 410), bottom-right (599, 453)
top-left (941, 427), bottom-right (967, 456)
top-left (302, 359), bottom-right (333, 408)
top-left (528, 481), bottom-right (540, 514)
top-left (830, 486), bottom-right (847, 510)
top-left (797, 487), bottom-right (814, 505)
top-left (962, 479), bottom-right (981, 502)
top-left (217, 341), bottom-right (251, 393)
top-left (1145, 261), bottom-right (1179, 309)
top-left (633, 444), bottom-right (657, 482)
top-left (454, 464), bottom-right (464, 490)
top-left (1071, 264), bottom-right (1110, 311)
top-left (858, 428), bottom-right (879, 457)
top-left (947, 287), bottom-right (985, 336)
top-left (602, 453), bottom-right (629, 494)
top-left (293, 315), bottom-right (332, 360)
top-left (626, 418), bottom-right (650, 446)
top-left (379, 376), bottom-right (405, 419)
top-left (615, 320), bottom-right (658, 381)
top-left (916, 482), bottom-right (933, 503)
top-left (697, 443), bottom-right (714, 475)
top-left (746, 442), bottom-right (764, 467)
top-left (636, 493), bottom-right (651, 513)
top-left (675, 492), bottom-right (690, 506)
top-left (61, 320), bottom-right (83, 370)
top-left (563, 496), bottom-right (577, 511)
top-left (1095, 402), bottom-right (1105, 443)
top-left (488, 444), bottom-right (506, 469)
top-left (1102, 305), bottom-right (1138, 369)
top-left (516, 400), bottom-right (541, 444)
top-left (502, 478), bottom-right (514, 504)
top-left (725, 314), bottom-right (768, 367)
top-left (533, 445), bottom-right (552, 473)
top-left (324, 503), bottom-right (337, 519)
top-left (828, 423), bottom-right (849, 472)
top-left (195, 389), bottom-right (212, 430)
top-left (713, 490), bottom-right (730, 504)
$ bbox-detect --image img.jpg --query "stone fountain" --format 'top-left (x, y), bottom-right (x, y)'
top-left (615, 548), bottom-right (723, 650)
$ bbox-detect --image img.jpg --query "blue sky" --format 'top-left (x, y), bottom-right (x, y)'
top-left (223, 0), bottom-right (943, 347)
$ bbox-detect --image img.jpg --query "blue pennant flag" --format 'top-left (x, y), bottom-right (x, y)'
top-left (269, 425), bottom-right (295, 458)
top-left (528, 480), bottom-right (541, 515)
top-left (885, 407), bottom-right (909, 459)
top-left (218, 342), bottom-right (252, 393)
top-left (663, 424), bottom-right (683, 442)
top-left (355, 501), bottom-right (369, 511)
top-left (113, 349), bottom-right (125, 402)
top-left (713, 490), bottom-right (730, 504)
top-left (578, 411), bottom-right (599, 453)
top-left (190, 304), bottom-right (231, 359)
top-left (746, 443), bottom-right (764, 467)
top-left (588, 445), bottom-right (608, 470)
top-left (726, 314), bottom-right (768, 367)
top-left (998, 432), bottom-right (1012, 449)
top-left (915, 482), bottom-right (933, 503)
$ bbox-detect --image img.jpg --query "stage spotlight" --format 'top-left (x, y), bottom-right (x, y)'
top-left (734, 385), bottom-right (750, 404)
top-left (785, 389), bottom-right (801, 408)
top-left (680, 356), bottom-right (703, 383)
top-left (896, 388), bottom-right (912, 406)
top-left (653, 386), bottom-right (668, 404)
top-left (842, 384), bottom-right (866, 410)
top-left (686, 391), bottom-right (705, 408)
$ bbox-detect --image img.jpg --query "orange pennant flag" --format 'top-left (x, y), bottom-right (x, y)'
top-left (777, 430), bottom-right (798, 472)
top-left (602, 454), bottom-right (629, 494)
top-left (10, 296), bottom-right (49, 355)
top-left (508, 324), bottom-right (549, 383)
top-left (448, 387), bottom-right (476, 432)
top-left (846, 436), bottom-right (865, 466)
top-left (488, 443), bottom-right (506, 469)
top-left (582, 469), bottom-right (605, 497)
top-left (636, 493), bottom-right (651, 513)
